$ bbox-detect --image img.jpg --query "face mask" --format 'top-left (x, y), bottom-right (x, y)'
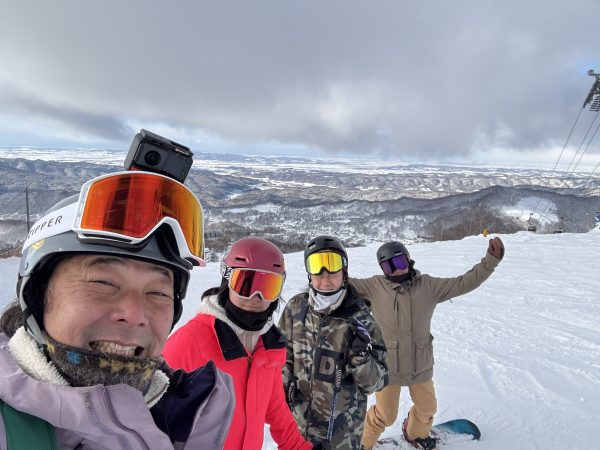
top-left (309, 286), bottom-right (347, 311)
top-left (224, 300), bottom-right (272, 331)
top-left (44, 333), bottom-right (162, 393)
top-left (386, 271), bottom-right (414, 284)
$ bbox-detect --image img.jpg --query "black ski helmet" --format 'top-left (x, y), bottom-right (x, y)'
top-left (17, 191), bottom-right (197, 345)
top-left (376, 241), bottom-right (411, 264)
top-left (304, 235), bottom-right (348, 272)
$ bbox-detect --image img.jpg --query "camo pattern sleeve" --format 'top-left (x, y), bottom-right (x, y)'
top-left (345, 302), bottom-right (389, 395)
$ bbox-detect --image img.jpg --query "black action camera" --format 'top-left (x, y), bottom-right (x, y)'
top-left (124, 129), bottom-right (193, 183)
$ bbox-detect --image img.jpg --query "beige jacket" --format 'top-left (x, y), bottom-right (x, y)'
top-left (350, 252), bottom-right (500, 386)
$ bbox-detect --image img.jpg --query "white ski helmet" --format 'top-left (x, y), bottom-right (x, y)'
top-left (17, 171), bottom-right (205, 344)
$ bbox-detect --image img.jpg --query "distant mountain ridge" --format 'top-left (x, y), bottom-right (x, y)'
top-left (1, 151), bottom-right (599, 256)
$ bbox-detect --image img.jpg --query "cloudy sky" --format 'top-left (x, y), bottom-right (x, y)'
top-left (1, 1), bottom-right (599, 169)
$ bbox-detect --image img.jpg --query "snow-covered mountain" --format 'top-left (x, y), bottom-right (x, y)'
top-left (1, 231), bottom-right (599, 449)
top-left (1, 149), bottom-right (599, 256)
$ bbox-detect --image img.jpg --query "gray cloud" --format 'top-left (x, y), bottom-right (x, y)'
top-left (1, 1), bottom-right (599, 160)
top-left (0, 84), bottom-right (130, 142)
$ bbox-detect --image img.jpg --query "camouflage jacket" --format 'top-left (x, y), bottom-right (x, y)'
top-left (279, 286), bottom-right (389, 449)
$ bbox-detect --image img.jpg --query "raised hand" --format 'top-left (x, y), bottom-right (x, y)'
top-left (488, 237), bottom-right (505, 260)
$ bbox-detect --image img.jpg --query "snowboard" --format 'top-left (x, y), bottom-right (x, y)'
top-left (376, 419), bottom-right (480, 448)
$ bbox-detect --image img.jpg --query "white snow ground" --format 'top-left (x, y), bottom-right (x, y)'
top-left (0, 231), bottom-right (599, 449)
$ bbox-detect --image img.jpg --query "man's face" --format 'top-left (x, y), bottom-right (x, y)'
top-left (44, 255), bottom-right (175, 358)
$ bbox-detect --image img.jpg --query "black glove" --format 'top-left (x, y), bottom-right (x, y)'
top-left (488, 237), bottom-right (505, 260)
top-left (349, 318), bottom-right (372, 356)
top-left (286, 375), bottom-right (306, 409)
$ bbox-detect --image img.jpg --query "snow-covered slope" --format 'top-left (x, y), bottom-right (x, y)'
top-left (0, 231), bottom-right (599, 449)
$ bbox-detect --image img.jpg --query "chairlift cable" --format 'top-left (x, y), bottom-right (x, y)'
top-left (538, 115), bottom-right (600, 225)
top-left (531, 105), bottom-right (585, 216)
top-left (532, 72), bottom-right (600, 223)
top-left (587, 159), bottom-right (600, 178)
top-left (536, 109), bottom-right (597, 220)
top-left (558, 110), bottom-right (599, 175)
top-left (539, 116), bottom-right (600, 222)
top-left (583, 159), bottom-right (600, 200)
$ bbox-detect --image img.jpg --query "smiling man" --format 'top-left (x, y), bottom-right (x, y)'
top-left (0, 171), bottom-right (235, 449)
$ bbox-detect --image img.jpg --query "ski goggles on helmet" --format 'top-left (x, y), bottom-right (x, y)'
top-left (379, 254), bottom-right (409, 275)
top-left (305, 251), bottom-right (345, 275)
top-left (228, 268), bottom-right (284, 302)
top-left (24, 171), bottom-right (205, 266)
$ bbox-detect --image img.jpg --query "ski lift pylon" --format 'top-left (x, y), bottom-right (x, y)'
top-left (527, 212), bottom-right (537, 232)
top-left (553, 216), bottom-right (565, 234)
top-left (585, 70), bottom-right (600, 111)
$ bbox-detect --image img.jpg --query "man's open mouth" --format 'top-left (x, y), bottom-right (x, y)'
top-left (90, 341), bottom-right (144, 357)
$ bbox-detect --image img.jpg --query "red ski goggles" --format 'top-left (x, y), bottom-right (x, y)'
top-left (228, 268), bottom-right (285, 302)
top-left (380, 254), bottom-right (410, 275)
top-left (75, 171), bottom-right (205, 266)
top-left (305, 251), bottom-right (345, 275)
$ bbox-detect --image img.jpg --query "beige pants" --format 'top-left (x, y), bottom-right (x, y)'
top-left (361, 380), bottom-right (437, 450)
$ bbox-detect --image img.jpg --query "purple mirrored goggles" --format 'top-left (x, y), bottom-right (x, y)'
top-left (380, 254), bottom-right (410, 275)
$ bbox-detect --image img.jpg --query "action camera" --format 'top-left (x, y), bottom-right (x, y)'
top-left (124, 129), bottom-right (193, 183)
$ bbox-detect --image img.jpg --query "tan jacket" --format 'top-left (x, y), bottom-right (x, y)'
top-left (350, 252), bottom-right (500, 386)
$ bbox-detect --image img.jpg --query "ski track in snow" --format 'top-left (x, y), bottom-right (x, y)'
top-left (0, 231), bottom-right (599, 449)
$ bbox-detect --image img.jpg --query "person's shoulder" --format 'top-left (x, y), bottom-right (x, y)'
top-left (351, 293), bottom-right (377, 320)
top-left (285, 291), bottom-right (309, 307)
top-left (182, 312), bottom-right (216, 329)
top-left (415, 271), bottom-right (429, 281)
top-left (359, 274), bottom-right (390, 287)
top-left (349, 274), bottom-right (384, 283)
top-left (170, 313), bottom-right (217, 341)
top-left (262, 324), bottom-right (287, 349)
top-left (332, 288), bottom-right (370, 318)
top-left (416, 272), bottom-right (440, 286)
top-left (346, 285), bottom-right (371, 306)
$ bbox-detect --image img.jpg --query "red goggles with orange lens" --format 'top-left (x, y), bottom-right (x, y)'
top-left (74, 171), bottom-right (205, 266)
top-left (228, 268), bottom-right (285, 302)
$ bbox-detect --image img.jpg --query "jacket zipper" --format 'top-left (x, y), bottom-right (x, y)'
top-left (98, 387), bottom-right (150, 450)
top-left (305, 314), bottom-right (324, 439)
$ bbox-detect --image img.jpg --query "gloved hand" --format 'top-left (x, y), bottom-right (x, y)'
top-left (488, 237), bottom-right (505, 260)
top-left (286, 376), bottom-right (304, 408)
top-left (349, 318), bottom-right (372, 356)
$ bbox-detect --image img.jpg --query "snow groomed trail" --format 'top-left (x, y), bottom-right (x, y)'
top-left (1, 230), bottom-right (599, 449)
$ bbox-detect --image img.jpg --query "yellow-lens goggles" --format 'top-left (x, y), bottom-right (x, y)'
top-left (305, 251), bottom-right (345, 275)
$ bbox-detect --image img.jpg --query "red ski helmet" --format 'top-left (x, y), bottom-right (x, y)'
top-left (220, 237), bottom-right (285, 276)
